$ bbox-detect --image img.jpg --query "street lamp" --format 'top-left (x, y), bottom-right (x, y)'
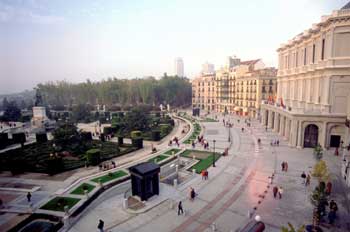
top-left (213, 139), bottom-right (216, 167)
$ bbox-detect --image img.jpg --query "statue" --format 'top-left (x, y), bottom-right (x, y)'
top-left (34, 89), bottom-right (43, 107)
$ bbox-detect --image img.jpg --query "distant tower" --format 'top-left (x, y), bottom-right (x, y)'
top-left (201, 62), bottom-right (215, 74)
top-left (227, 55), bottom-right (240, 69)
top-left (174, 58), bottom-right (184, 77)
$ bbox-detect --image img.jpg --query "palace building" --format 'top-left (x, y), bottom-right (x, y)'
top-left (260, 3), bottom-right (350, 149)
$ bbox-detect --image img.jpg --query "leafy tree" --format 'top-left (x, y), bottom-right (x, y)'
top-left (2, 101), bottom-right (21, 121)
top-left (52, 123), bottom-right (80, 148)
top-left (312, 160), bottom-right (330, 182)
top-left (72, 104), bottom-right (93, 123)
top-left (124, 107), bottom-right (150, 132)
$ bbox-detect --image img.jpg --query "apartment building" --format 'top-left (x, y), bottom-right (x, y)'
top-left (191, 73), bottom-right (216, 112)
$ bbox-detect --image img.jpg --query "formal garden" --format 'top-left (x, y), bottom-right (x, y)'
top-left (148, 148), bottom-right (181, 164)
top-left (180, 149), bottom-right (221, 174)
top-left (0, 123), bottom-right (138, 175)
top-left (40, 197), bottom-right (81, 212)
top-left (183, 122), bottom-right (201, 144)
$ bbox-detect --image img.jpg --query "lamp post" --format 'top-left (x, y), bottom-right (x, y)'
top-left (213, 139), bottom-right (216, 167)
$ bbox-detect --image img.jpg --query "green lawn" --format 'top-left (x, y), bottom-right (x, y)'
top-left (163, 148), bottom-right (181, 155)
top-left (70, 183), bottom-right (96, 195)
top-left (184, 123), bottom-right (201, 144)
top-left (148, 154), bottom-right (169, 163)
top-left (200, 117), bottom-right (218, 122)
top-left (40, 197), bottom-right (81, 212)
top-left (91, 170), bottom-right (128, 183)
top-left (180, 149), bottom-right (221, 174)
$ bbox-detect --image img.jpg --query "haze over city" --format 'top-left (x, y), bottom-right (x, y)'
top-left (0, 0), bottom-right (347, 94)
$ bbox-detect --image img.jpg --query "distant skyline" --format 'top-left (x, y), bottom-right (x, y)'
top-left (0, 0), bottom-right (348, 94)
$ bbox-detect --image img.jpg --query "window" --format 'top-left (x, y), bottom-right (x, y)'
top-left (304, 47), bottom-right (307, 65)
top-left (321, 38), bottom-right (325, 60)
top-left (312, 44), bottom-right (315, 63)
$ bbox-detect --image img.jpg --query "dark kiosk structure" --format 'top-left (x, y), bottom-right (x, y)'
top-left (129, 162), bottom-right (160, 201)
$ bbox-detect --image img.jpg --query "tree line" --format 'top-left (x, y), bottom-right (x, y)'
top-left (37, 75), bottom-right (192, 109)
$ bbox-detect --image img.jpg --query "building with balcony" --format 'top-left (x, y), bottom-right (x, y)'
top-left (260, 3), bottom-right (350, 149)
top-left (235, 68), bottom-right (277, 117)
top-left (191, 73), bottom-right (216, 112)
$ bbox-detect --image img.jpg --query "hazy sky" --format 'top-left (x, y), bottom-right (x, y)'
top-left (0, 0), bottom-right (348, 94)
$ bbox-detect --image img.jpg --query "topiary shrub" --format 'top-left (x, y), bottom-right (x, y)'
top-left (81, 132), bottom-right (92, 141)
top-left (130, 130), bottom-right (142, 139)
top-left (0, 133), bottom-right (9, 149)
top-left (36, 133), bottom-right (48, 143)
top-left (118, 137), bottom-right (123, 145)
top-left (132, 138), bottom-right (143, 149)
top-left (12, 132), bottom-right (26, 146)
top-left (46, 155), bottom-right (64, 176)
top-left (151, 130), bottom-right (161, 141)
top-left (159, 124), bottom-right (172, 135)
top-left (86, 149), bottom-right (101, 166)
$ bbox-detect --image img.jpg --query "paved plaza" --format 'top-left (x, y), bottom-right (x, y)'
top-left (65, 113), bottom-right (350, 232)
top-left (1, 113), bottom-right (350, 232)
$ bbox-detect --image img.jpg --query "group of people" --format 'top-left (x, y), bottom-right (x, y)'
top-left (300, 171), bottom-right (311, 186)
top-left (99, 161), bottom-right (116, 171)
top-left (169, 137), bottom-right (180, 147)
top-left (201, 170), bottom-right (209, 180)
top-left (271, 139), bottom-right (280, 146)
top-left (272, 186), bottom-right (284, 199)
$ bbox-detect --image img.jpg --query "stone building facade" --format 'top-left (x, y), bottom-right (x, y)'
top-left (191, 73), bottom-right (216, 112)
top-left (260, 4), bottom-right (350, 149)
top-left (192, 57), bottom-right (277, 116)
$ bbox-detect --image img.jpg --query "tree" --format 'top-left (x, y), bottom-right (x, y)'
top-left (312, 160), bottom-right (330, 182)
top-left (2, 101), bottom-right (21, 121)
top-left (124, 107), bottom-right (150, 132)
top-left (72, 104), bottom-right (92, 123)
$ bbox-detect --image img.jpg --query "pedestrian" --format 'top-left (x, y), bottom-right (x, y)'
top-left (301, 171), bottom-right (306, 184)
top-left (334, 147), bottom-right (339, 156)
top-left (192, 141), bottom-right (195, 149)
top-left (305, 174), bottom-right (311, 186)
top-left (284, 162), bottom-right (288, 172)
top-left (190, 188), bottom-right (196, 201)
top-left (242, 128), bottom-right (244, 132)
top-left (97, 219), bottom-right (104, 232)
top-left (205, 170), bottom-right (209, 180)
top-left (278, 186), bottom-right (283, 199)
top-left (27, 192), bottom-right (31, 202)
top-left (178, 201), bottom-right (184, 215)
top-left (328, 210), bottom-right (336, 225)
top-left (277, 140), bottom-right (279, 146)
top-left (281, 162), bottom-right (285, 172)
top-left (201, 170), bottom-right (205, 180)
top-left (329, 200), bottom-right (338, 216)
top-left (273, 186), bottom-right (278, 198)
top-left (326, 181), bottom-right (332, 195)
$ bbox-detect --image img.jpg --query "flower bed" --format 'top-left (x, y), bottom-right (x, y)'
top-left (40, 197), bottom-right (81, 212)
top-left (70, 183), bottom-right (96, 195)
top-left (91, 170), bottom-right (128, 184)
top-left (183, 123), bottom-right (201, 144)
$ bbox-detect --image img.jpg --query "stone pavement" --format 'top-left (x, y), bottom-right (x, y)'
top-left (83, 113), bottom-right (349, 232)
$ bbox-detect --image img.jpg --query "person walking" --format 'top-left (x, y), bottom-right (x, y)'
top-left (281, 162), bottom-right (285, 172)
top-left (278, 186), bottom-right (283, 199)
top-left (326, 182), bottom-right (332, 195)
top-left (301, 171), bottom-right (306, 184)
top-left (178, 201), bottom-right (184, 215)
top-left (190, 188), bottom-right (196, 201)
top-left (284, 162), bottom-right (288, 172)
top-left (273, 186), bottom-right (278, 198)
top-left (27, 192), bottom-right (31, 202)
top-left (305, 174), bottom-right (311, 186)
top-left (97, 219), bottom-right (104, 232)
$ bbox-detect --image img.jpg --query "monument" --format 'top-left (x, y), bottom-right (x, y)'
top-left (129, 162), bottom-right (160, 201)
top-left (31, 89), bottom-right (49, 128)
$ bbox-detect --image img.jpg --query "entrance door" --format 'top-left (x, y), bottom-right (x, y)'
top-left (330, 135), bottom-right (341, 147)
top-left (304, 124), bottom-right (318, 148)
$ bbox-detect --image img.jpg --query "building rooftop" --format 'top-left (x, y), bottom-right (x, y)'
top-left (341, 1), bottom-right (350, 9)
top-left (240, 59), bottom-right (260, 66)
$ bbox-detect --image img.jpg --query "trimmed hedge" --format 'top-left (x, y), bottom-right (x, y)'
top-left (36, 133), bottom-right (48, 143)
top-left (132, 138), bottom-right (143, 149)
top-left (86, 149), bottom-right (101, 165)
top-left (130, 130), bottom-right (142, 138)
top-left (151, 130), bottom-right (161, 141)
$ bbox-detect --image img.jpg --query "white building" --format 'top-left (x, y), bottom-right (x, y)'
top-left (175, 57), bottom-right (184, 77)
top-left (260, 3), bottom-right (350, 149)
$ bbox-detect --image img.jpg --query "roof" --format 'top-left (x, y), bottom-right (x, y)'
top-left (341, 1), bottom-right (350, 9)
top-left (240, 59), bottom-right (260, 66)
top-left (129, 162), bottom-right (160, 175)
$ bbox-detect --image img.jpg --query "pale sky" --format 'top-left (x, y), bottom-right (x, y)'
top-left (0, 0), bottom-right (348, 94)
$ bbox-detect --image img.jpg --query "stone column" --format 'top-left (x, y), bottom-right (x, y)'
top-left (297, 120), bottom-right (303, 149)
top-left (279, 116), bottom-right (285, 137)
top-left (261, 109), bottom-right (266, 126)
top-left (320, 122), bottom-right (328, 149)
top-left (289, 119), bottom-right (298, 147)
top-left (273, 113), bottom-right (280, 133)
top-left (284, 119), bottom-right (290, 139)
top-left (267, 110), bottom-right (273, 128)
